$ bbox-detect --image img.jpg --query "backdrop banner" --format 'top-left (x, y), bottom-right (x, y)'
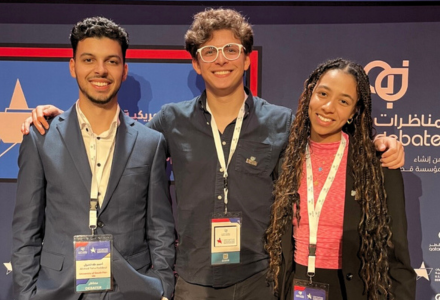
top-left (1, 19), bottom-right (439, 300)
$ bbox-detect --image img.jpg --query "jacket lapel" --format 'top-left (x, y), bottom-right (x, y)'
top-left (99, 112), bottom-right (137, 215)
top-left (342, 136), bottom-right (362, 271)
top-left (56, 106), bottom-right (92, 196)
top-left (343, 137), bottom-right (360, 232)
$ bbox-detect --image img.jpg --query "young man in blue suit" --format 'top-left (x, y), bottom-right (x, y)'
top-left (12, 17), bottom-right (174, 300)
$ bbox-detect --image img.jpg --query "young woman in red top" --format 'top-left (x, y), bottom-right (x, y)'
top-left (265, 59), bottom-right (416, 300)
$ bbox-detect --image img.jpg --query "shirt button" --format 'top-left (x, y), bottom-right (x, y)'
top-left (85, 128), bottom-right (89, 132)
top-left (97, 163), bottom-right (101, 167)
top-left (207, 122), bottom-right (210, 125)
top-left (222, 141), bottom-right (226, 145)
top-left (217, 195), bottom-right (222, 200)
top-left (98, 192), bottom-right (101, 196)
top-left (346, 273), bottom-right (353, 281)
top-left (97, 221), bottom-right (105, 228)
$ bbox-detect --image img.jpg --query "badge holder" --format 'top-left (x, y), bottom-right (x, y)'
top-left (211, 211), bottom-right (242, 265)
top-left (293, 278), bottom-right (329, 300)
top-left (293, 245), bottom-right (329, 299)
top-left (73, 199), bottom-right (113, 293)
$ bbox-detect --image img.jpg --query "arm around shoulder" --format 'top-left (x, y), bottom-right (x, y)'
top-left (147, 106), bottom-right (167, 133)
top-left (374, 136), bottom-right (405, 169)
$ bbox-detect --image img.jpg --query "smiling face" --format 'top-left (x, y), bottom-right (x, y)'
top-left (192, 29), bottom-right (250, 97)
top-left (308, 69), bottom-right (358, 143)
top-left (69, 37), bottom-right (128, 106)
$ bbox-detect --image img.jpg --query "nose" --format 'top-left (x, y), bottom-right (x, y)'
top-left (215, 50), bottom-right (228, 65)
top-left (94, 61), bottom-right (108, 75)
top-left (322, 98), bottom-right (336, 113)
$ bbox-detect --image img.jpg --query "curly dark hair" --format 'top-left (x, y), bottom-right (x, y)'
top-left (70, 16), bottom-right (129, 62)
top-left (265, 58), bottom-right (394, 299)
top-left (184, 8), bottom-right (253, 59)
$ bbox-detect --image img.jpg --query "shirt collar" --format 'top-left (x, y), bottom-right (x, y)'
top-left (76, 100), bottom-right (120, 138)
top-left (198, 87), bottom-right (254, 115)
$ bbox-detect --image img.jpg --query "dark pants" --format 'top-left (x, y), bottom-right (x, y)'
top-left (174, 270), bottom-right (277, 300)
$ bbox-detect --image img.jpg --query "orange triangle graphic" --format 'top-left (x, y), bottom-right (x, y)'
top-left (9, 79), bottom-right (29, 109)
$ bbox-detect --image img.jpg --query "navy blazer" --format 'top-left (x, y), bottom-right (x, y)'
top-left (12, 106), bottom-right (175, 300)
top-left (277, 140), bottom-right (416, 300)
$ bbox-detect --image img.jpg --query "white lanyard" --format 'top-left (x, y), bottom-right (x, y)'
top-left (305, 134), bottom-right (346, 280)
top-left (89, 134), bottom-right (116, 235)
top-left (206, 98), bottom-right (246, 215)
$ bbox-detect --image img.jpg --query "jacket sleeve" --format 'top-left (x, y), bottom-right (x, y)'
top-left (11, 129), bottom-right (46, 300)
top-left (146, 133), bottom-right (175, 299)
top-left (146, 108), bottom-right (163, 132)
top-left (279, 221), bottom-right (295, 300)
top-left (147, 106), bottom-right (170, 159)
top-left (383, 167), bottom-right (416, 299)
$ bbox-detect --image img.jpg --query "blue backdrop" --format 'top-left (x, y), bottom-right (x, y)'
top-left (0, 60), bottom-right (204, 178)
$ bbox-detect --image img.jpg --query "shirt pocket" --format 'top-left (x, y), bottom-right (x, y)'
top-left (234, 140), bottom-right (272, 177)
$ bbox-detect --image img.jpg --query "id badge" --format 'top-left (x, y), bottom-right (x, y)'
top-left (74, 234), bottom-right (113, 293)
top-left (293, 279), bottom-right (329, 300)
top-left (211, 212), bottom-right (241, 265)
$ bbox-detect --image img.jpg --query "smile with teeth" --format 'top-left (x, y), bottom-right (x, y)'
top-left (91, 81), bottom-right (110, 87)
top-left (214, 70), bottom-right (231, 75)
top-left (318, 114), bottom-right (332, 122)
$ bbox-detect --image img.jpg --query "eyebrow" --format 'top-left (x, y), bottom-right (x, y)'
top-left (201, 43), bottom-right (237, 48)
top-left (316, 85), bottom-right (356, 102)
top-left (79, 53), bottom-right (122, 60)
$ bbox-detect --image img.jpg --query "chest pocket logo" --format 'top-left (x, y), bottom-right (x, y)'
top-left (235, 140), bottom-right (272, 177)
top-left (245, 156), bottom-right (258, 166)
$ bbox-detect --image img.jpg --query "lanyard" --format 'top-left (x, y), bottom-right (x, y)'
top-left (88, 134), bottom-right (116, 235)
top-left (89, 199), bottom-right (98, 235)
top-left (206, 98), bottom-right (246, 215)
top-left (305, 134), bottom-right (346, 281)
top-left (89, 171), bottom-right (100, 235)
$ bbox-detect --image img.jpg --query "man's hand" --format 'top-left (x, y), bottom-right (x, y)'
top-left (374, 136), bottom-right (404, 169)
top-left (21, 105), bottom-right (64, 135)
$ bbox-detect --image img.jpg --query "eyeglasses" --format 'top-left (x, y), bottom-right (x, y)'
top-left (196, 43), bottom-right (246, 63)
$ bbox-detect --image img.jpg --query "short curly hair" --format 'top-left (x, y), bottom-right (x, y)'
top-left (184, 8), bottom-right (253, 59)
top-left (70, 16), bottom-right (129, 62)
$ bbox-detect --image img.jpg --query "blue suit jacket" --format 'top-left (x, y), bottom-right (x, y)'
top-left (12, 106), bottom-right (175, 300)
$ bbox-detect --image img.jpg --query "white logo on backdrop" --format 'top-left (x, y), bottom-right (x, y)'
top-left (3, 262), bottom-right (12, 275)
top-left (414, 261), bottom-right (432, 281)
top-left (364, 60), bottom-right (409, 109)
